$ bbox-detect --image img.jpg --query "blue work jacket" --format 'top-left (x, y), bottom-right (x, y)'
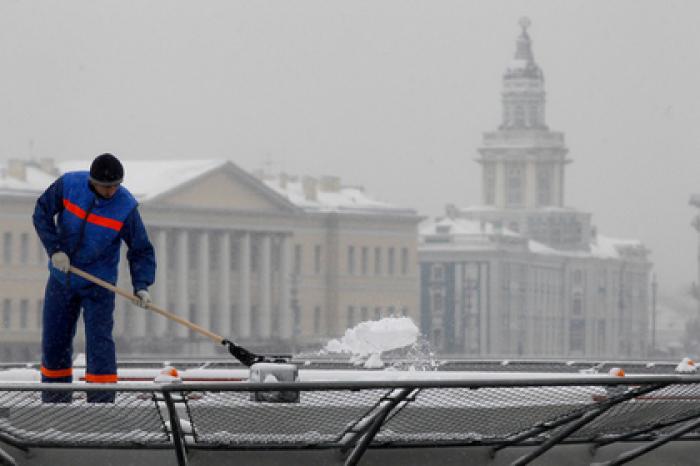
top-left (33, 171), bottom-right (155, 292)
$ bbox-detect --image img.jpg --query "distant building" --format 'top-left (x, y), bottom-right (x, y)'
top-left (419, 19), bottom-right (652, 358)
top-left (690, 194), bottom-right (700, 315)
top-left (0, 159), bottom-right (421, 360)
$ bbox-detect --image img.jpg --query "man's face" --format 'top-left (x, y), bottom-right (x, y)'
top-left (92, 182), bottom-right (120, 199)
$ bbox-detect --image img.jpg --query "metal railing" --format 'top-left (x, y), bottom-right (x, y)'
top-left (1, 375), bottom-right (700, 466)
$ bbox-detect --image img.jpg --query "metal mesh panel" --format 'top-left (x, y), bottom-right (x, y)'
top-left (187, 389), bottom-right (387, 447)
top-left (0, 389), bottom-right (169, 447)
top-left (381, 385), bottom-right (599, 443)
top-left (574, 383), bottom-right (700, 440)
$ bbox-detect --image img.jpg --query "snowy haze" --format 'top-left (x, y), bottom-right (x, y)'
top-left (1, 1), bottom-right (699, 294)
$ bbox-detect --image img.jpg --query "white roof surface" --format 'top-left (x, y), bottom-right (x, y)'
top-left (420, 216), bottom-right (644, 260)
top-left (1, 159), bottom-right (411, 215)
top-left (58, 159), bottom-right (227, 201)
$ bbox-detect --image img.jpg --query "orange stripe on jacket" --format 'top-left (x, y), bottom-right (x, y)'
top-left (40, 366), bottom-right (73, 378)
top-left (63, 198), bottom-right (123, 232)
top-left (84, 373), bottom-right (118, 383)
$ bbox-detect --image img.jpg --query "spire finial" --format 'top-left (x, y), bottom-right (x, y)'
top-left (519, 17), bottom-right (531, 33)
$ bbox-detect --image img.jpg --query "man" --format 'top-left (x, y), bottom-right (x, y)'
top-left (33, 153), bottom-right (156, 403)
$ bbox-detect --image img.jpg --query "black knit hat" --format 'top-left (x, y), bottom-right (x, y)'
top-left (89, 153), bottom-right (124, 186)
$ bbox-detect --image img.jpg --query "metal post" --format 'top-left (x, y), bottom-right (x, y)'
top-left (163, 391), bottom-right (189, 466)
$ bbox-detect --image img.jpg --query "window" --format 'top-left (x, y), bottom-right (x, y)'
top-left (19, 300), bottom-right (28, 329)
top-left (514, 104), bottom-right (525, 127)
top-left (572, 296), bottom-right (583, 316)
top-left (374, 307), bottom-right (381, 320)
top-left (569, 320), bottom-right (585, 353)
top-left (360, 307), bottom-right (368, 322)
top-left (401, 248), bottom-right (409, 275)
top-left (314, 245), bottom-right (321, 274)
top-left (433, 292), bottom-right (443, 312)
top-left (20, 233), bottom-right (29, 264)
top-left (2, 300), bottom-right (10, 329)
top-left (388, 306), bottom-right (395, 316)
top-left (361, 247), bottom-right (368, 275)
top-left (3, 233), bottom-right (11, 265)
top-left (374, 247), bottom-right (382, 275)
top-left (388, 247), bottom-right (395, 275)
top-left (347, 306), bottom-right (355, 328)
top-left (347, 246), bottom-right (355, 275)
top-left (293, 244), bottom-right (302, 274)
top-left (537, 165), bottom-right (553, 206)
top-left (314, 306), bottom-right (321, 334)
top-left (506, 164), bottom-right (524, 206)
top-left (401, 307), bottom-right (408, 316)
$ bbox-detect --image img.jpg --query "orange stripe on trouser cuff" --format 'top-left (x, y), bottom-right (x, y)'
top-left (63, 198), bottom-right (123, 232)
top-left (40, 366), bottom-right (73, 378)
top-left (85, 373), bottom-right (118, 383)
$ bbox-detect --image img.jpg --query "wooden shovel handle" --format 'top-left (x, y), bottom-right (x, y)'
top-left (69, 266), bottom-right (224, 344)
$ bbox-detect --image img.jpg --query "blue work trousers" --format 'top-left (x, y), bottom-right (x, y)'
top-left (41, 275), bottom-right (117, 403)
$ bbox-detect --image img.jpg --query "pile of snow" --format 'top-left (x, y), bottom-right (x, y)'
top-left (324, 317), bottom-right (419, 368)
top-left (675, 357), bottom-right (697, 373)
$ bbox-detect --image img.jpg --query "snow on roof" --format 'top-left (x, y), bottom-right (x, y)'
top-left (0, 162), bottom-right (57, 195)
top-left (420, 216), bottom-right (644, 260)
top-left (58, 159), bottom-right (227, 201)
top-left (261, 174), bottom-right (415, 215)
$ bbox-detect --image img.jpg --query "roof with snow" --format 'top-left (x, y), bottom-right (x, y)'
top-left (420, 216), bottom-right (646, 261)
top-left (0, 159), bottom-right (416, 216)
top-left (258, 173), bottom-right (416, 216)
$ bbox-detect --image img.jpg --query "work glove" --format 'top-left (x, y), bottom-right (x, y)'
top-left (135, 289), bottom-right (152, 309)
top-left (51, 251), bottom-right (70, 273)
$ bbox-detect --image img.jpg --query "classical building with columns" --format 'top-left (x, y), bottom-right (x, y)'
top-left (419, 19), bottom-right (652, 358)
top-left (0, 158), bottom-right (420, 360)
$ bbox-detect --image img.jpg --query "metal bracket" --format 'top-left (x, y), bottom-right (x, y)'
top-left (509, 383), bottom-right (667, 466)
top-left (163, 391), bottom-right (189, 466)
top-left (591, 409), bottom-right (700, 451)
top-left (0, 445), bottom-right (16, 466)
top-left (342, 387), bottom-right (414, 466)
top-left (592, 416), bottom-right (700, 466)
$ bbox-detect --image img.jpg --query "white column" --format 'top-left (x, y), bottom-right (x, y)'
top-left (197, 231), bottom-right (210, 331)
top-left (217, 232), bottom-right (231, 336)
top-left (238, 232), bottom-right (251, 338)
top-left (279, 234), bottom-right (292, 339)
top-left (153, 228), bottom-right (168, 337)
top-left (259, 234), bottom-right (272, 338)
top-left (175, 230), bottom-right (189, 338)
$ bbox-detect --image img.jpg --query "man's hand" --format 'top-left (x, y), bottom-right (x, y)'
top-left (51, 252), bottom-right (70, 273)
top-left (135, 289), bottom-right (151, 309)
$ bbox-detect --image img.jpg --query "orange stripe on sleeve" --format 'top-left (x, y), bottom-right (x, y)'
top-left (84, 373), bottom-right (118, 383)
top-left (40, 366), bottom-right (73, 378)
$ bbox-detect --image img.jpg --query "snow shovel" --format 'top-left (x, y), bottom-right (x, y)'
top-left (68, 265), bottom-right (265, 366)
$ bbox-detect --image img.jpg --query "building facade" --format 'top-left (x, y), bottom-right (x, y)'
top-left (0, 159), bottom-right (421, 361)
top-left (419, 19), bottom-right (652, 358)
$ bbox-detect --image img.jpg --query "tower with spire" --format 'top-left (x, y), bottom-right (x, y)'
top-left (457, 18), bottom-right (592, 251)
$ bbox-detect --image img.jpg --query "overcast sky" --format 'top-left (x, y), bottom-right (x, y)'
top-left (1, 1), bottom-right (699, 296)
